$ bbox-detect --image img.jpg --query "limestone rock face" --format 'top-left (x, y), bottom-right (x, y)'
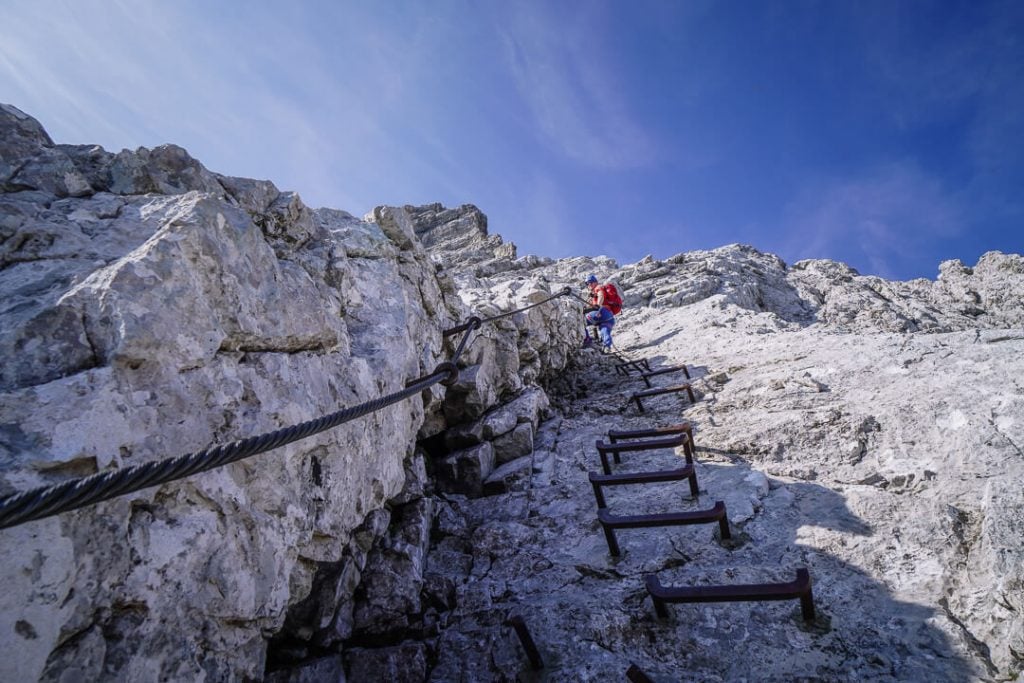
top-left (397, 211), bottom-right (1023, 680)
top-left (0, 106), bottom-right (466, 682)
top-left (1, 104), bottom-right (88, 198)
top-left (406, 202), bottom-right (516, 277)
top-left (491, 422), bottom-right (534, 465)
top-left (0, 107), bottom-right (584, 683)
top-left (606, 297), bottom-right (1024, 679)
top-left (351, 498), bottom-right (435, 637)
top-left (448, 233), bottom-right (1023, 335)
top-left (435, 442), bottom-right (496, 497)
top-left (345, 641), bottom-right (428, 682)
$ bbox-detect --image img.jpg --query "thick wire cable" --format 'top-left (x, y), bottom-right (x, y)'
top-left (0, 326), bottom-right (475, 530)
top-left (0, 283), bottom-right (582, 529)
top-left (442, 287), bottom-right (572, 337)
top-left (566, 291), bottom-right (593, 307)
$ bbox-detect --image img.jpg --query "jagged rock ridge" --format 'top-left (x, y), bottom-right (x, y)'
top-left (412, 217), bottom-right (1023, 681)
top-left (0, 104), bottom-right (579, 682)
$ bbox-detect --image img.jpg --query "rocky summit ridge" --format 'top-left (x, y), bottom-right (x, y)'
top-left (421, 228), bottom-right (1024, 681)
top-left (1, 104), bottom-right (1022, 682)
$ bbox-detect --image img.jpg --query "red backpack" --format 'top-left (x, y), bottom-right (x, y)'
top-left (602, 283), bottom-right (623, 314)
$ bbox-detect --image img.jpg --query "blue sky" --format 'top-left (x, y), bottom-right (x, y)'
top-left (2, 0), bottom-right (1021, 280)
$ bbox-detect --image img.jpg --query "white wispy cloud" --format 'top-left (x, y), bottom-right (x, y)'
top-left (2, 0), bottom-right (665, 227)
top-left (497, 3), bottom-right (659, 170)
top-left (782, 163), bottom-right (965, 279)
top-left (0, 1), bottom-right (435, 213)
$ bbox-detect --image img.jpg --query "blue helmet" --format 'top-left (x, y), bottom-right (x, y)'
top-left (585, 274), bottom-right (598, 285)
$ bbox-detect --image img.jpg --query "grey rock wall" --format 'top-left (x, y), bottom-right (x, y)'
top-left (0, 106), bottom-right (583, 682)
top-left (397, 217), bottom-right (1023, 680)
top-left (406, 203), bottom-right (517, 278)
top-left (0, 105), bottom-right (467, 681)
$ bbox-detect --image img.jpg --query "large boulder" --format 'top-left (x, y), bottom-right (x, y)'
top-left (491, 422), bottom-right (534, 465)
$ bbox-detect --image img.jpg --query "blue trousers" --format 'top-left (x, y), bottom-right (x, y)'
top-left (585, 308), bottom-right (615, 348)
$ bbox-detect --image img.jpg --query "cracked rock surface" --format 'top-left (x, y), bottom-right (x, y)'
top-left (403, 226), bottom-right (1023, 680)
top-left (415, 302), bottom-right (1022, 680)
top-left (0, 104), bottom-right (580, 682)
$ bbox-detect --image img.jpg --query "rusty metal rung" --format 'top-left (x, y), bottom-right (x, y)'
top-left (630, 383), bottom-right (696, 412)
top-left (639, 364), bottom-right (690, 387)
top-left (588, 464), bottom-right (697, 487)
top-left (598, 502), bottom-right (727, 529)
top-left (507, 615), bottom-right (544, 670)
top-left (614, 358), bottom-right (651, 375)
top-left (608, 422), bottom-right (693, 444)
top-left (645, 568), bottom-right (816, 621)
top-left (597, 501), bottom-right (729, 556)
top-left (589, 464), bottom-right (700, 508)
top-left (595, 433), bottom-right (693, 475)
top-left (599, 434), bottom-right (688, 452)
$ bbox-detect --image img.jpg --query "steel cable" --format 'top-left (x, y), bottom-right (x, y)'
top-left (1, 282), bottom-right (579, 529)
top-left (442, 287), bottom-right (573, 337)
top-left (0, 326), bottom-right (472, 530)
top-left (566, 291), bottom-right (594, 307)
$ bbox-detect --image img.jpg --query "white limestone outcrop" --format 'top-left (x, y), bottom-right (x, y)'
top-left (421, 237), bottom-right (1024, 681)
top-left (0, 105), bottom-right (577, 681)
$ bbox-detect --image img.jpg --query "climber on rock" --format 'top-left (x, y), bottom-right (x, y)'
top-left (583, 274), bottom-right (622, 350)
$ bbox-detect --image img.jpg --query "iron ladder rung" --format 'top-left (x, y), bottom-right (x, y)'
top-left (631, 383), bottom-right (696, 412)
top-left (639, 365), bottom-right (690, 387)
top-left (588, 464), bottom-right (700, 508)
top-left (645, 568), bottom-right (816, 621)
top-left (596, 501), bottom-right (729, 556)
